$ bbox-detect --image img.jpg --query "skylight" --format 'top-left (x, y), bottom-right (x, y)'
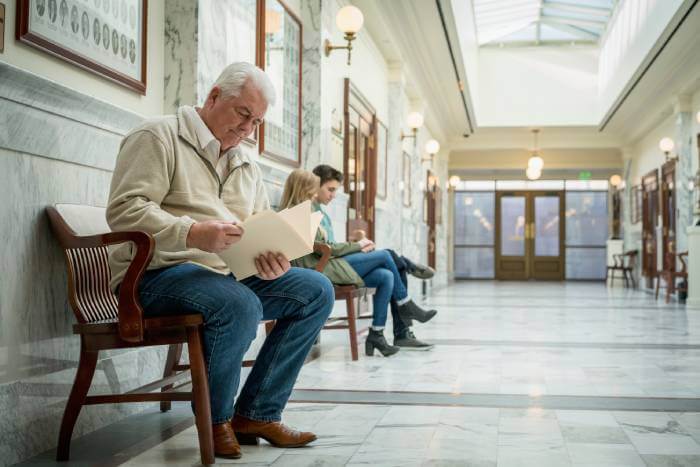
top-left (472, 0), bottom-right (618, 46)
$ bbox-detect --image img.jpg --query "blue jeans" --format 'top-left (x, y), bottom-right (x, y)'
top-left (387, 249), bottom-right (411, 338)
top-left (343, 249), bottom-right (408, 327)
top-left (137, 263), bottom-right (334, 423)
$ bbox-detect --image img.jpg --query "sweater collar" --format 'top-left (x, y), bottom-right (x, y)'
top-left (176, 106), bottom-right (252, 166)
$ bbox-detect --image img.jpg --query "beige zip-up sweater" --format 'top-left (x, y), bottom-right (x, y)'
top-left (106, 106), bottom-right (270, 291)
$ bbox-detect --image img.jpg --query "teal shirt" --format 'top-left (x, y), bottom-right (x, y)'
top-left (313, 202), bottom-right (335, 243)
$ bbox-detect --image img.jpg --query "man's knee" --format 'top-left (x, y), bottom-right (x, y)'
top-left (220, 287), bottom-right (263, 338)
top-left (301, 269), bottom-right (335, 318)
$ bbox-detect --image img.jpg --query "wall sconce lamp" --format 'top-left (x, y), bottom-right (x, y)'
top-left (448, 175), bottom-right (461, 191)
top-left (324, 6), bottom-right (364, 66)
top-left (659, 137), bottom-right (678, 162)
top-left (421, 139), bottom-right (440, 165)
top-left (400, 112), bottom-right (424, 141)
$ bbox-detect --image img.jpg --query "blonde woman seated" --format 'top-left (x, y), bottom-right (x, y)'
top-left (279, 169), bottom-right (436, 357)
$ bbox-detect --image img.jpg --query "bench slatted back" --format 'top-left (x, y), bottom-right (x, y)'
top-left (51, 204), bottom-right (119, 323)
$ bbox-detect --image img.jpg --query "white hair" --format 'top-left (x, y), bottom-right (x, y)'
top-left (211, 62), bottom-right (276, 106)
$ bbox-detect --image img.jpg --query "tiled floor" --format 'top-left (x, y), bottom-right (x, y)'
top-left (20, 282), bottom-right (700, 466)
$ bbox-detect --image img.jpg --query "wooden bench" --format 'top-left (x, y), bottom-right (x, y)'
top-left (606, 250), bottom-right (638, 288)
top-left (47, 204), bottom-right (279, 465)
top-left (313, 243), bottom-right (375, 361)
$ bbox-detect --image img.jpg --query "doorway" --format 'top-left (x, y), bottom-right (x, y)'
top-left (343, 79), bottom-right (376, 241)
top-left (660, 161), bottom-right (677, 274)
top-left (642, 169), bottom-right (659, 287)
top-left (495, 191), bottom-right (565, 280)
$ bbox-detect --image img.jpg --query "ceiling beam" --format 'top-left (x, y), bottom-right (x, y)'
top-left (540, 18), bottom-right (600, 40)
top-left (541, 15), bottom-right (606, 30)
top-left (543, 1), bottom-right (612, 17)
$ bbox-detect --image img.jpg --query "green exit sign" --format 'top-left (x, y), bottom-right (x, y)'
top-left (578, 171), bottom-right (592, 180)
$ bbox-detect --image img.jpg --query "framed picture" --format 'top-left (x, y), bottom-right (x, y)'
top-left (16, 0), bottom-right (148, 94)
top-left (402, 151), bottom-right (411, 207)
top-left (259, 0), bottom-right (302, 167)
top-left (375, 119), bottom-right (388, 200)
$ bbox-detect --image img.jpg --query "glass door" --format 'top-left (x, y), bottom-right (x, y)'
top-left (530, 191), bottom-right (564, 280)
top-left (496, 191), bottom-right (564, 280)
top-left (496, 192), bottom-right (528, 279)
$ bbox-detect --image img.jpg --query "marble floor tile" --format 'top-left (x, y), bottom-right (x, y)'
top-left (566, 442), bottom-right (645, 466)
top-left (18, 281), bottom-right (700, 467)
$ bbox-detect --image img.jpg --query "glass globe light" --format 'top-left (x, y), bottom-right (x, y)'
top-left (449, 175), bottom-right (461, 188)
top-left (425, 139), bottom-right (440, 154)
top-left (528, 155), bottom-right (544, 171)
top-left (406, 112), bottom-right (424, 130)
top-left (336, 5), bottom-right (364, 34)
top-left (659, 137), bottom-right (675, 153)
top-left (609, 174), bottom-right (622, 187)
top-left (526, 167), bottom-right (541, 180)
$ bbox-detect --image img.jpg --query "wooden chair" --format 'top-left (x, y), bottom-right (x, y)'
top-left (606, 250), bottom-right (638, 288)
top-left (47, 204), bottom-right (214, 465)
top-left (313, 243), bottom-right (375, 361)
top-left (655, 251), bottom-right (689, 303)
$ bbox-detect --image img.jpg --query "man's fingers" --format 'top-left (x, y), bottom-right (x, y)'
top-left (221, 223), bottom-right (244, 236)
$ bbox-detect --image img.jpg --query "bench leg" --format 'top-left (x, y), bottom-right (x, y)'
top-left (57, 340), bottom-right (98, 461)
top-left (187, 326), bottom-right (215, 466)
top-left (346, 296), bottom-right (359, 361)
top-left (160, 344), bottom-right (183, 412)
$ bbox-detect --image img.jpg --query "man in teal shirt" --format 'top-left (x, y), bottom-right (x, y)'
top-left (312, 165), bottom-right (435, 350)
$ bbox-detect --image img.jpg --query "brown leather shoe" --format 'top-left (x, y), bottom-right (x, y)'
top-left (212, 422), bottom-right (241, 459)
top-left (231, 415), bottom-right (317, 448)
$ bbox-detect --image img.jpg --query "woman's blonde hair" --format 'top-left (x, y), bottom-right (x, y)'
top-left (279, 169), bottom-right (320, 210)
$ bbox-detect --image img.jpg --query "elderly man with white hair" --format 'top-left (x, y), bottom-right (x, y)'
top-left (106, 62), bottom-right (334, 459)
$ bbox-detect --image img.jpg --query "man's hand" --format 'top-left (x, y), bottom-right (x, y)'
top-left (255, 252), bottom-right (291, 280)
top-left (186, 220), bottom-right (244, 253)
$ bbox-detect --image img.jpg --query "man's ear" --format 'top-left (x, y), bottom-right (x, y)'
top-left (206, 86), bottom-right (221, 107)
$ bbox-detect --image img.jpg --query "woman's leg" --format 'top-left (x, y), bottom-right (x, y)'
top-left (359, 268), bottom-right (393, 327)
top-left (343, 250), bottom-right (408, 302)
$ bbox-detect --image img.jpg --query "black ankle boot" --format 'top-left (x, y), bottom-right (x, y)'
top-left (397, 300), bottom-right (437, 325)
top-left (365, 329), bottom-right (400, 357)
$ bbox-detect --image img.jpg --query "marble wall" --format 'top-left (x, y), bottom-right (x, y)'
top-left (0, 62), bottom-right (166, 466)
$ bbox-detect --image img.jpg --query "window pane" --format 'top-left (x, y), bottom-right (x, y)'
top-left (565, 180), bottom-right (609, 191)
top-left (454, 192), bottom-right (495, 246)
top-left (454, 247), bottom-right (495, 279)
top-left (566, 247), bottom-right (607, 279)
top-left (500, 196), bottom-right (526, 256)
top-left (535, 196), bottom-right (560, 256)
top-left (565, 192), bottom-right (608, 246)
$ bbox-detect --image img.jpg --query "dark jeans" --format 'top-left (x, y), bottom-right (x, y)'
top-left (343, 250), bottom-right (408, 327)
top-left (137, 263), bottom-right (334, 423)
top-left (387, 249), bottom-right (414, 339)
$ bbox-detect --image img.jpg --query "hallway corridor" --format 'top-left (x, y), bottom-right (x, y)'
top-left (25, 282), bottom-right (700, 467)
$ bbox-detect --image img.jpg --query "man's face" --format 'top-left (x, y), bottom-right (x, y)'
top-left (317, 180), bottom-right (341, 205)
top-left (200, 81), bottom-right (268, 153)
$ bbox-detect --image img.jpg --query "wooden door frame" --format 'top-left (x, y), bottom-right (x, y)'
top-left (426, 171), bottom-right (437, 269)
top-left (641, 169), bottom-right (659, 287)
top-left (495, 190), bottom-right (565, 280)
top-left (661, 160), bottom-right (677, 273)
top-left (343, 78), bottom-right (376, 241)
top-left (528, 190), bottom-right (565, 281)
top-left (495, 191), bottom-right (529, 280)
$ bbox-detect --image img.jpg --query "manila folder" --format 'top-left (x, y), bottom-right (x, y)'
top-left (217, 200), bottom-right (323, 280)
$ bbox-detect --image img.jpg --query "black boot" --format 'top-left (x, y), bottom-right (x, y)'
top-left (365, 329), bottom-right (400, 357)
top-left (397, 300), bottom-right (437, 325)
